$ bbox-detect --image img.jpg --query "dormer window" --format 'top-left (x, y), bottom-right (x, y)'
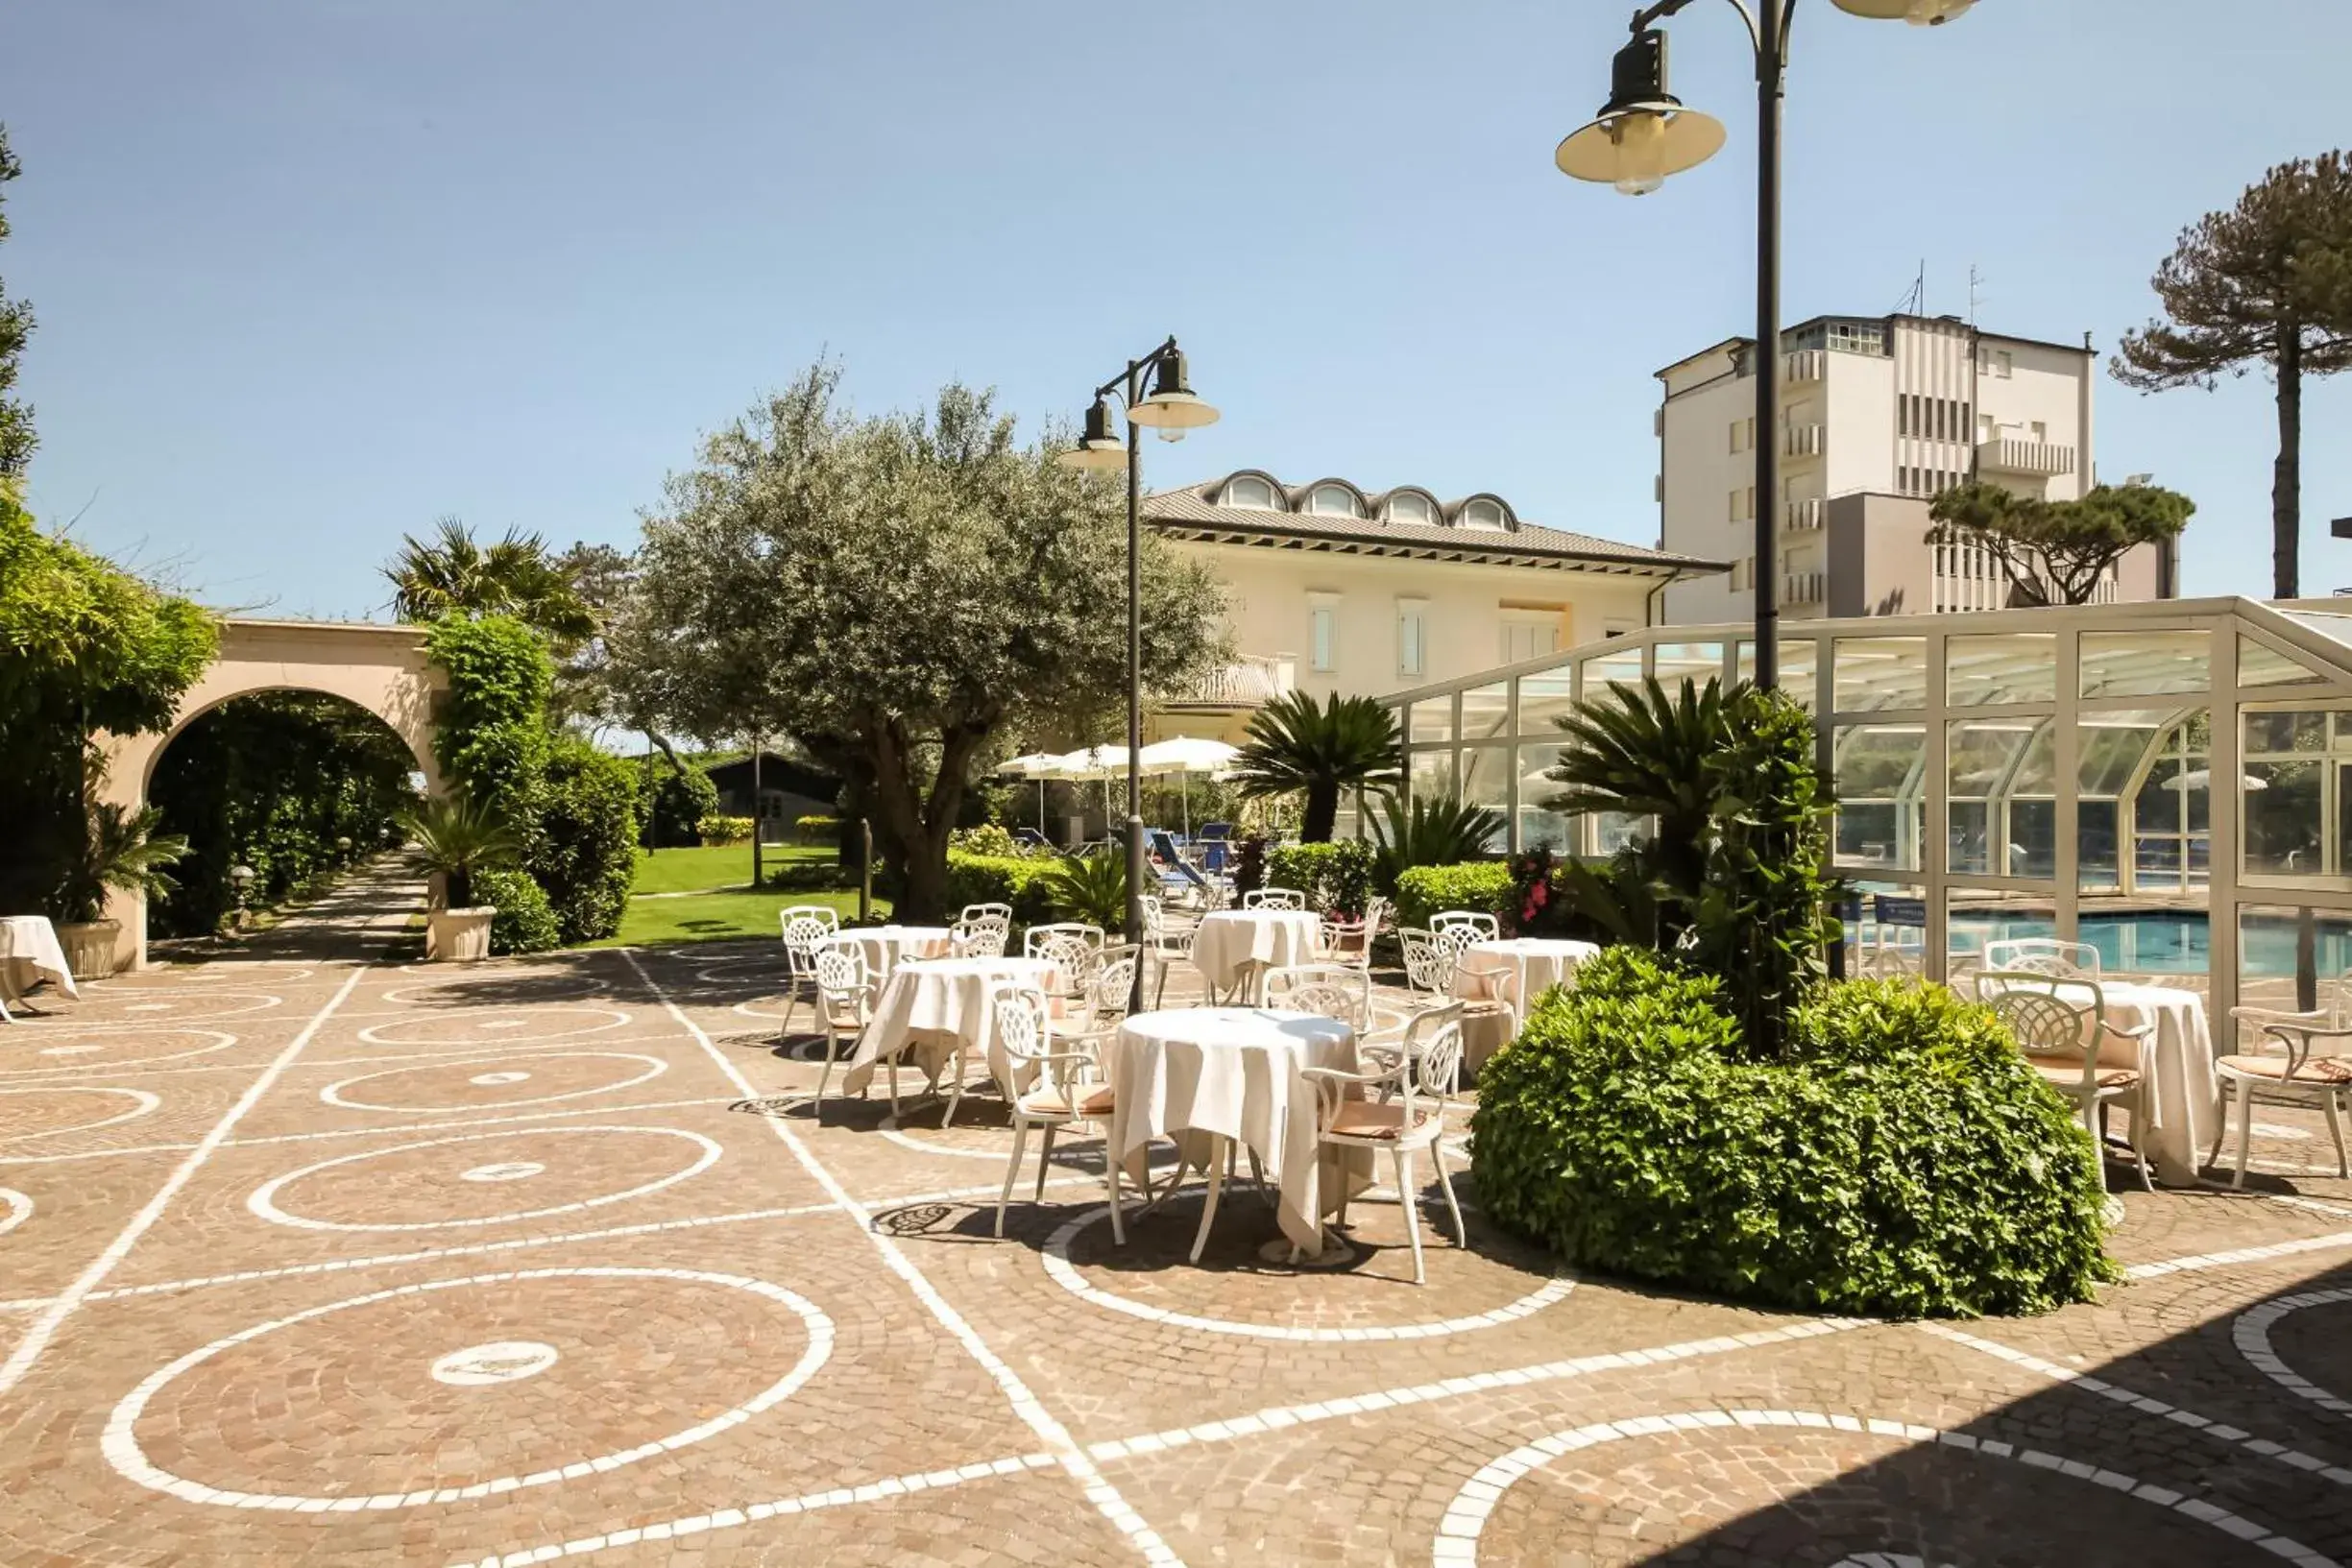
top-left (1462, 498), bottom-right (1507, 530)
top-left (1308, 484), bottom-right (1364, 519)
top-left (1221, 475), bottom-right (1279, 510)
top-left (1386, 493), bottom-right (1434, 525)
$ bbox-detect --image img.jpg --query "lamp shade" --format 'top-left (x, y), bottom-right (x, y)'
top-left (1056, 395), bottom-right (1128, 471)
top-left (1128, 350), bottom-right (1220, 430)
top-left (1831, 0), bottom-right (1976, 21)
top-left (1555, 29), bottom-right (1725, 194)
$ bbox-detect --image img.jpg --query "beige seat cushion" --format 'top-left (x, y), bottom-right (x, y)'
top-left (2025, 1054), bottom-right (2139, 1091)
top-left (1018, 1084), bottom-right (1116, 1118)
top-left (1327, 1099), bottom-right (1439, 1141)
top-left (2218, 1053), bottom-right (2352, 1086)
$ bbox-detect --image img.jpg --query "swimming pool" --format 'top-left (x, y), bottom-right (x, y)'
top-left (1943, 910), bottom-right (2352, 977)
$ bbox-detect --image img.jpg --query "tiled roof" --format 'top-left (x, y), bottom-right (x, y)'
top-left (1141, 484), bottom-right (1722, 577)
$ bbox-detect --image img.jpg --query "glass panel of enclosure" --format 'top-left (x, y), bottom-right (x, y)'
top-left (2236, 903), bottom-right (2352, 1042)
top-left (1946, 717), bottom-right (2054, 879)
top-left (2240, 635), bottom-right (2324, 689)
top-left (1651, 641), bottom-right (1725, 689)
top-left (1583, 647), bottom-right (1644, 692)
top-left (1461, 682), bottom-right (1513, 742)
top-left (1948, 885), bottom-right (2055, 986)
top-left (1946, 633), bottom-right (2057, 707)
top-left (1734, 639), bottom-right (1819, 706)
top-left (1516, 744), bottom-right (1571, 853)
top-left (1846, 882), bottom-right (1928, 977)
top-left (1516, 669), bottom-right (1577, 739)
top-left (1462, 746), bottom-right (1513, 852)
top-left (1408, 698), bottom-right (1454, 747)
top-left (1409, 748), bottom-right (1453, 806)
top-left (2079, 631), bottom-right (2209, 699)
top-left (1833, 638), bottom-right (1928, 713)
top-left (1832, 724), bottom-right (1926, 871)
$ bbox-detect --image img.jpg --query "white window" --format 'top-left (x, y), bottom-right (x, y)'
top-left (1978, 413), bottom-right (1996, 443)
top-left (1501, 618), bottom-right (1558, 664)
top-left (1994, 350), bottom-right (2013, 378)
top-left (2030, 420), bottom-right (2048, 443)
top-left (1222, 474), bottom-right (1278, 509)
top-left (1386, 492), bottom-right (1434, 525)
top-left (1462, 498), bottom-right (1507, 530)
top-left (1310, 603), bottom-right (1337, 671)
top-left (1396, 599), bottom-right (1426, 677)
top-left (1308, 484), bottom-right (1362, 518)
top-left (1729, 420), bottom-right (1747, 455)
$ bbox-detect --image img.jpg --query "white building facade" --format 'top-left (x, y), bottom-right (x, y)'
top-left (1657, 312), bottom-right (2164, 625)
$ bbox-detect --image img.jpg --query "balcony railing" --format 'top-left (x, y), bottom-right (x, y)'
top-left (1976, 437), bottom-right (2076, 477)
top-left (1784, 423), bottom-right (1825, 458)
top-left (1162, 654), bottom-right (1296, 709)
top-left (1785, 497), bottom-right (1827, 532)
top-left (1782, 570), bottom-right (1827, 606)
top-left (1782, 349), bottom-right (1826, 385)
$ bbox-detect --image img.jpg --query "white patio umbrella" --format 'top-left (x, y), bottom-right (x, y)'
top-left (1136, 736), bottom-right (1241, 838)
top-left (997, 753), bottom-right (1062, 834)
top-left (1050, 746), bottom-right (1132, 837)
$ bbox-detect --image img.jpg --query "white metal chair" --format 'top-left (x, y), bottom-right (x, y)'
top-left (1429, 909), bottom-right (1500, 942)
top-left (992, 986), bottom-right (1128, 1243)
top-left (1983, 937), bottom-right (2100, 978)
top-left (1244, 887), bottom-right (1305, 911)
top-left (1264, 962), bottom-right (1374, 1032)
top-left (1025, 922), bottom-right (1106, 957)
top-left (1299, 1010), bottom-right (1469, 1285)
top-left (1984, 973), bottom-right (2153, 1193)
top-left (811, 941), bottom-right (880, 1108)
top-left (2213, 1007), bottom-right (2352, 1187)
top-left (778, 908), bottom-right (843, 1034)
top-left (958, 902), bottom-right (1014, 927)
top-left (952, 912), bottom-right (1010, 958)
top-left (1398, 928), bottom-right (1453, 1001)
top-left (1317, 893), bottom-right (1391, 971)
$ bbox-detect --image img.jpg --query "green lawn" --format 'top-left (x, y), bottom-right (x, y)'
top-left (629, 841), bottom-right (833, 896)
top-left (588, 884), bottom-right (888, 949)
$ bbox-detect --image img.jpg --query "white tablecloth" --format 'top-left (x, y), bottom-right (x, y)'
top-left (2103, 981), bottom-right (2217, 1185)
top-left (834, 925), bottom-right (952, 981)
top-left (839, 956), bottom-right (1056, 1098)
top-left (1452, 938), bottom-right (1598, 1006)
top-left (1191, 910), bottom-right (1321, 996)
top-left (0, 916), bottom-right (78, 1007)
top-left (1106, 1006), bottom-right (1365, 1250)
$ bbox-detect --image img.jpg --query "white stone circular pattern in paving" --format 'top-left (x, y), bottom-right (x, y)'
top-left (1428, 1409), bottom-right (2325, 1565)
top-left (0, 1187), bottom-right (30, 1237)
top-left (317, 1051), bottom-right (669, 1113)
top-left (100, 1266), bottom-right (834, 1511)
top-left (0, 1085), bottom-right (163, 1145)
top-left (460, 1161), bottom-right (547, 1183)
top-left (107, 962), bottom-right (315, 990)
top-left (693, 954), bottom-right (795, 986)
top-left (2235, 1288), bottom-right (2352, 1419)
top-left (378, 977), bottom-right (610, 1007)
top-left (0, 1027), bottom-right (239, 1076)
top-left (1040, 1202), bottom-right (1576, 1341)
top-left (58, 990), bottom-right (284, 1025)
top-left (354, 1005), bottom-right (633, 1049)
top-left (245, 1124), bottom-right (722, 1232)
top-left (430, 1339), bottom-right (560, 1386)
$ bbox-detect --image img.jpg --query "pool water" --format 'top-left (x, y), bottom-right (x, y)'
top-left (1946, 910), bottom-right (2352, 977)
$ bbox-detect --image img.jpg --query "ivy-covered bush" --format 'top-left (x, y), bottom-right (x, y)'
top-left (943, 850), bottom-right (1058, 925)
top-left (949, 822), bottom-right (1050, 860)
top-left (475, 867), bottom-right (560, 954)
top-left (1265, 839), bottom-right (1374, 918)
top-left (648, 763), bottom-right (718, 847)
top-left (1471, 948), bottom-right (2117, 1318)
top-left (1393, 861), bottom-right (1513, 929)
top-left (697, 813), bottom-right (755, 846)
top-left (535, 737), bottom-right (640, 944)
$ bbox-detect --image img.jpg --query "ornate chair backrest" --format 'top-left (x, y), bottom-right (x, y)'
top-left (812, 942), bottom-right (872, 1022)
top-left (1398, 928), bottom-right (1451, 995)
top-left (953, 914), bottom-right (1010, 958)
top-left (1983, 973), bottom-right (2103, 1068)
top-left (783, 904), bottom-right (841, 935)
top-left (1039, 933), bottom-right (1103, 999)
top-left (1245, 887), bottom-right (1305, 911)
top-left (1434, 923), bottom-right (1485, 979)
top-left (1361, 894), bottom-right (1394, 940)
top-left (1083, 953), bottom-right (1140, 1028)
top-left (1984, 937), bottom-right (2099, 978)
top-left (1406, 1014), bottom-right (1467, 1122)
top-left (1430, 909), bottom-right (1500, 941)
top-left (990, 985), bottom-right (1052, 1073)
top-left (1025, 922), bottom-right (1105, 957)
top-left (958, 902), bottom-right (1014, 926)
top-left (1139, 896), bottom-right (1165, 941)
top-left (1265, 963), bottom-right (1371, 1030)
top-left (781, 912), bottom-right (838, 976)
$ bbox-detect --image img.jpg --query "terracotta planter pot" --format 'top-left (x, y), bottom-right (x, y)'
top-left (55, 920), bottom-right (124, 981)
top-left (425, 907), bottom-right (496, 963)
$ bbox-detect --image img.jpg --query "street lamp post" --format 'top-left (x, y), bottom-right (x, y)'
top-left (1554, 0), bottom-right (1972, 690)
top-left (1056, 338), bottom-right (1220, 965)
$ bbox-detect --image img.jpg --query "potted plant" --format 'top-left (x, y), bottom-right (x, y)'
top-left (398, 792), bottom-right (521, 962)
top-left (52, 803), bottom-right (192, 979)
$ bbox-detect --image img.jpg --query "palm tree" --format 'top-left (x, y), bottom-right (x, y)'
top-left (384, 518), bottom-right (598, 645)
top-left (54, 804), bottom-right (191, 924)
top-left (1230, 691), bottom-right (1402, 843)
top-left (397, 792), bottom-right (521, 910)
top-left (1543, 676), bottom-right (1726, 904)
top-left (1369, 795), bottom-right (1504, 890)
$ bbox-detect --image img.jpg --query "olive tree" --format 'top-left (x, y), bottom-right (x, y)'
top-left (621, 364), bottom-right (1226, 918)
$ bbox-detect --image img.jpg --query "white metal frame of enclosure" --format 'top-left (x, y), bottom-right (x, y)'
top-left (1383, 596), bottom-right (2352, 1032)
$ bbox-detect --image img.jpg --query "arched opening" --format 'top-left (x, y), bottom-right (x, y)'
top-left (141, 688), bottom-right (431, 941)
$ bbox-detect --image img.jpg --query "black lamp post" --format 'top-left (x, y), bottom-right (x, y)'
top-left (1555, 0), bottom-right (1972, 689)
top-left (1056, 338), bottom-right (1220, 959)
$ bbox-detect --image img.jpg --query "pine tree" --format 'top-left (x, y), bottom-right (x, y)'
top-left (0, 125), bottom-right (36, 484)
top-left (2113, 152), bottom-right (2352, 597)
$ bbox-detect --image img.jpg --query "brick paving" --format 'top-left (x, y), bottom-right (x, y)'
top-left (2, 877), bottom-right (2350, 1564)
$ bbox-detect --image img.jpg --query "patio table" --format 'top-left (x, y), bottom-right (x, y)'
top-left (1190, 909), bottom-right (1321, 1002)
top-left (838, 955), bottom-right (1057, 1103)
top-left (1451, 937), bottom-right (1598, 1009)
top-left (2102, 980), bottom-right (2218, 1186)
top-left (0, 915), bottom-right (78, 1021)
top-left (833, 925), bottom-right (953, 982)
top-left (1105, 1005), bottom-right (1370, 1261)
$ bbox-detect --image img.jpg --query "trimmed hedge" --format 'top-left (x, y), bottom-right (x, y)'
top-left (535, 738), bottom-right (641, 945)
top-left (649, 764), bottom-right (718, 847)
top-left (1470, 948), bottom-right (2117, 1318)
top-left (1265, 840), bottom-right (1374, 918)
top-left (698, 813), bottom-right (756, 845)
top-left (943, 850), bottom-right (1059, 925)
top-left (476, 867), bottom-right (560, 955)
top-left (1393, 861), bottom-right (1513, 929)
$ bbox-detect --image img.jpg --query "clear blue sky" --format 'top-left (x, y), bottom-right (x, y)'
top-left (5, 0), bottom-right (2349, 617)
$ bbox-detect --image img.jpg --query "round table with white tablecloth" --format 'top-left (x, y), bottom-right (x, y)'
top-left (0, 915), bottom-right (79, 1018)
top-left (1189, 910), bottom-right (1321, 1002)
top-left (2100, 980), bottom-right (2218, 1186)
top-left (1106, 1006), bottom-right (1367, 1256)
top-left (838, 955), bottom-right (1057, 1104)
top-left (1450, 937), bottom-right (1598, 1009)
top-left (830, 925), bottom-right (953, 983)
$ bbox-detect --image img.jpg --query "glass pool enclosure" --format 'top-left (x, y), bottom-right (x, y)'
top-left (1382, 597), bottom-right (2352, 1027)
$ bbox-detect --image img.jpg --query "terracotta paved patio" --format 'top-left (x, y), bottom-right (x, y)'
top-left (4, 880), bottom-right (2352, 1565)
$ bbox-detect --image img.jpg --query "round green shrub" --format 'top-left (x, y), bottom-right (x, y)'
top-left (474, 867), bottom-right (560, 955)
top-left (697, 813), bottom-right (755, 846)
top-left (650, 764), bottom-right (719, 847)
top-left (1470, 947), bottom-right (2118, 1318)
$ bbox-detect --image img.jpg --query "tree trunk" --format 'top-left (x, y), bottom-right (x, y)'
top-left (1302, 781), bottom-right (1340, 843)
top-left (2275, 325), bottom-right (2303, 599)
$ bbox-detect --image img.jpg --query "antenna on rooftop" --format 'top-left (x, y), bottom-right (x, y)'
top-left (1894, 261), bottom-right (1926, 316)
top-left (1967, 265), bottom-right (1986, 326)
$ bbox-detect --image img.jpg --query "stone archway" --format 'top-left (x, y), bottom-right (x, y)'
top-left (94, 618), bottom-right (445, 970)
